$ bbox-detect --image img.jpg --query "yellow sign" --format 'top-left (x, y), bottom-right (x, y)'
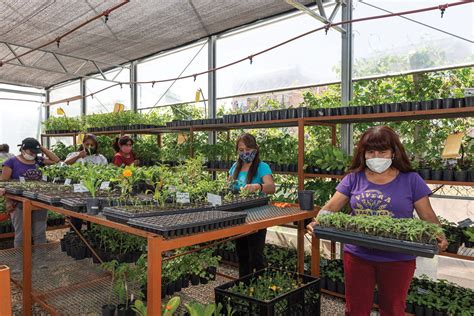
top-left (442, 132), bottom-right (464, 159)
top-left (195, 90), bottom-right (201, 103)
top-left (56, 107), bottom-right (65, 116)
top-left (113, 103), bottom-right (124, 113)
top-left (177, 133), bottom-right (187, 145)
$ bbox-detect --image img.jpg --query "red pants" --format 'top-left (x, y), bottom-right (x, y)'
top-left (344, 252), bottom-right (416, 316)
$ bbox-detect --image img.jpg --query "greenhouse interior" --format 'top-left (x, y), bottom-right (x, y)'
top-left (0, 0), bottom-right (473, 315)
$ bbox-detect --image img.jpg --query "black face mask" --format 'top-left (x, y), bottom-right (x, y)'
top-left (84, 146), bottom-right (97, 155)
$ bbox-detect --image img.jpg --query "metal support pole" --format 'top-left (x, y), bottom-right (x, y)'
top-left (44, 90), bottom-right (50, 148)
top-left (341, 0), bottom-right (354, 155)
top-left (131, 61), bottom-right (138, 112)
top-left (208, 36), bottom-right (217, 145)
top-left (80, 78), bottom-right (86, 116)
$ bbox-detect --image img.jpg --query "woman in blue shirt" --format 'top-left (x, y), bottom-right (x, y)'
top-left (228, 133), bottom-right (275, 277)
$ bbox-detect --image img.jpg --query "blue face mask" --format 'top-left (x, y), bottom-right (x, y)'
top-left (239, 150), bottom-right (257, 164)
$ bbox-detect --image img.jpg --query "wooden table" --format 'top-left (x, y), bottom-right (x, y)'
top-left (6, 194), bottom-right (319, 316)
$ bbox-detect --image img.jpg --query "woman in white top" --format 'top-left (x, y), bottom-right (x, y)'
top-left (64, 134), bottom-right (108, 165)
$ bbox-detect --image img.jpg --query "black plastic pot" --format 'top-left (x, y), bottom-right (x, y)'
top-left (71, 244), bottom-right (87, 260)
top-left (207, 266), bottom-right (217, 280)
top-left (411, 101), bottom-right (421, 111)
top-left (270, 110), bottom-right (280, 121)
top-left (86, 198), bottom-right (100, 215)
top-left (117, 304), bottom-right (135, 316)
top-left (446, 241), bottom-right (460, 254)
top-left (453, 98), bottom-right (465, 108)
top-left (390, 103), bottom-right (401, 112)
top-left (405, 303), bottom-right (414, 314)
top-left (400, 102), bottom-right (411, 112)
top-left (175, 278), bottom-right (182, 292)
top-left (249, 112), bottom-right (258, 122)
top-left (442, 169), bottom-right (454, 181)
top-left (327, 278), bottom-right (337, 292)
top-left (425, 308), bottom-right (434, 316)
top-left (257, 112), bottom-right (266, 121)
top-left (281, 164), bottom-right (289, 172)
top-left (264, 112), bottom-right (272, 121)
top-left (433, 311), bottom-right (446, 316)
top-left (298, 190), bottom-right (314, 211)
top-left (102, 304), bottom-right (116, 316)
top-left (182, 275), bottom-right (190, 288)
top-left (382, 103), bottom-right (391, 113)
top-left (465, 96), bottom-right (474, 107)
top-left (431, 170), bottom-right (443, 181)
top-left (365, 106), bottom-right (374, 114)
top-left (236, 114), bottom-right (243, 123)
top-left (356, 106), bottom-right (365, 115)
top-left (468, 170), bottom-right (474, 182)
top-left (166, 282), bottom-right (175, 296)
top-left (336, 281), bottom-right (345, 294)
top-left (454, 170), bottom-right (467, 182)
top-left (442, 98), bottom-right (454, 109)
top-left (279, 109), bottom-right (289, 120)
top-left (373, 104), bottom-right (383, 113)
top-left (465, 241), bottom-right (473, 248)
top-left (287, 108), bottom-right (297, 119)
top-left (432, 99), bottom-right (443, 109)
top-left (320, 277), bottom-right (327, 290)
top-left (421, 100), bottom-right (433, 111)
top-left (200, 276), bottom-right (209, 284)
top-left (414, 305), bottom-right (424, 316)
top-left (191, 274), bottom-right (200, 286)
top-left (288, 164), bottom-right (297, 173)
top-left (418, 168), bottom-right (431, 180)
top-left (297, 107), bottom-right (308, 118)
top-left (340, 107), bottom-right (350, 115)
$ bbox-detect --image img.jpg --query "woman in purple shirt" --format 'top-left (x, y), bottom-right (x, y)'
top-left (1, 138), bottom-right (60, 249)
top-left (308, 126), bottom-right (448, 316)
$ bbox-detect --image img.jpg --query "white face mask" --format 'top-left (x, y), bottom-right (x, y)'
top-left (366, 158), bottom-right (392, 173)
top-left (22, 151), bottom-right (36, 161)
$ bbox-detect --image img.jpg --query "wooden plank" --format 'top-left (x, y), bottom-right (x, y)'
top-left (0, 265), bottom-right (12, 316)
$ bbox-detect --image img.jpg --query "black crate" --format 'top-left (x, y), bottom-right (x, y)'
top-left (314, 226), bottom-right (438, 258)
top-left (214, 196), bottom-right (269, 212)
top-left (215, 268), bottom-right (321, 316)
top-left (103, 203), bottom-right (214, 224)
top-left (128, 210), bottom-right (247, 238)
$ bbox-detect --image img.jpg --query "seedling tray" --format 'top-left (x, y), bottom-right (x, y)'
top-left (5, 187), bottom-right (24, 195)
top-left (215, 268), bottom-right (321, 316)
top-left (314, 226), bottom-right (438, 258)
top-left (103, 203), bottom-right (214, 224)
top-left (215, 196), bottom-right (269, 212)
top-left (60, 198), bottom-right (88, 213)
top-left (128, 210), bottom-right (247, 238)
top-left (23, 190), bottom-right (39, 200)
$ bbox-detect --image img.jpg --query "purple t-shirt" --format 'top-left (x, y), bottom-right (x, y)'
top-left (336, 171), bottom-right (432, 262)
top-left (2, 156), bottom-right (44, 180)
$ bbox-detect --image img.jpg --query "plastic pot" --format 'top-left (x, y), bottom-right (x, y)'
top-left (421, 100), bottom-right (432, 110)
top-left (182, 275), bottom-right (190, 288)
top-left (432, 99), bottom-right (443, 109)
top-left (381, 104), bottom-right (391, 113)
top-left (454, 170), bottom-right (467, 182)
top-left (411, 101), bottom-right (421, 111)
top-left (207, 266), bottom-right (217, 280)
top-left (320, 277), bottom-right (327, 290)
top-left (200, 276), bottom-right (209, 284)
top-left (465, 241), bottom-right (473, 248)
top-left (453, 98), bottom-right (465, 108)
top-left (373, 104), bottom-right (383, 113)
top-left (86, 198), bottom-right (100, 215)
top-left (418, 168), bottom-right (431, 180)
top-left (434, 311), bottom-right (446, 316)
top-left (264, 112), bottom-right (272, 121)
top-left (102, 304), bottom-right (116, 316)
top-left (425, 308), bottom-right (434, 316)
top-left (279, 109), bottom-right (289, 120)
top-left (174, 278), bottom-right (182, 292)
top-left (356, 106), bottom-right (365, 115)
top-left (270, 110), bottom-right (280, 121)
top-left (166, 282), bottom-right (175, 296)
top-left (297, 191), bottom-right (314, 211)
top-left (327, 278), bottom-right (337, 292)
top-left (442, 170), bottom-right (454, 181)
top-left (468, 170), bottom-right (474, 182)
top-left (414, 305), bottom-right (424, 316)
top-left (336, 281), bottom-right (345, 294)
top-left (297, 107), bottom-right (308, 118)
top-left (442, 98), bottom-right (454, 109)
top-left (465, 96), bottom-right (474, 107)
top-left (191, 274), bottom-right (200, 286)
top-left (405, 303), bottom-right (414, 314)
top-left (400, 102), bottom-right (411, 112)
top-left (446, 241), bottom-right (460, 254)
top-left (390, 103), bottom-right (401, 112)
top-left (431, 170), bottom-right (443, 181)
top-left (340, 107), bottom-right (350, 115)
top-left (117, 304), bottom-right (135, 316)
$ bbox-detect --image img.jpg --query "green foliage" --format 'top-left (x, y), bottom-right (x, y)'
top-left (50, 142), bottom-right (76, 161)
top-left (306, 145), bottom-right (351, 171)
top-left (132, 299), bottom-right (147, 316)
top-left (463, 227), bottom-right (474, 242)
top-left (42, 116), bottom-right (83, 132)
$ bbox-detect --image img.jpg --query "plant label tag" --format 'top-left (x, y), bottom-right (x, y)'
top-left (458, 218), bottom-right (473, 228)
top-left (207, 193), bottom-right (222, 206)
top-left (177, 192), bottom-right (190, 204)
top-left (100, 181), bottom-right (110, 190)
top-left (168, 185), bottom-right (176, 193)
top-left (42, 175), bottom-right (48, 182)
top-left (73, 184), bottom-right (89, 193)
top-left (64, 178), bottom-right (72, 185)
top-left (19, 177), bottom-right (26, 183)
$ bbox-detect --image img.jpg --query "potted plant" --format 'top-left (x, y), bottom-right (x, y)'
top-left (442, 163), bottom-right (454, 181)
top-left (430, 158), bottom-right (444, 181)
top-left (101, 260), bottom-right (118, 316)
top-left (417, 159), bottom-right (431, 180)
top-left (463, 227), bottom-right (474, 248)
top-left (81, 166), bottom-right (102, 215)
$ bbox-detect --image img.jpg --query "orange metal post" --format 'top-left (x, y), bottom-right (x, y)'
top-left (298, 119), bottom-right (305, 191)
top-left (0, 265), bottom-right (12, 316)
top-left (297, 220), bottom-right (305, 274)
top-left (23, 199), bottom-right (33, 316)
top-left (147, 236), bottom-right (162, 316)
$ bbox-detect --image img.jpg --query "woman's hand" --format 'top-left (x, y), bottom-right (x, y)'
top-left (243, 183), bottom-right (260, 193)
top-left (306, 220), bottom-right (317, 234)
top-left (437, 235), bottom-right (449, 252)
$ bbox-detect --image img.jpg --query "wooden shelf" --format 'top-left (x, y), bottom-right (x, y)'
top-left (0, 224), bottom-right (69, 239)
top-left (439, 251), bottom-right (474, 261)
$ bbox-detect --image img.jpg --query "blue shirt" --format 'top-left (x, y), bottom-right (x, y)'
top-left (229, 162), bottom-right (272, 190)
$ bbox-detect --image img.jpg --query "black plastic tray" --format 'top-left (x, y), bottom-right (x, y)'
top-left (103, 203), bottom-right (214, 224)
top-left (314, 226), bottom-right (439, 258)
top-left (215, 268), bottom-right (321, 316)
top-left (60, 198), bottom-right (88, 213)
top-left (128, 210), bottom-right (247, 238)
top-left (5, 187), bottom-right (23, 195)
top-left (214, 196), bottom-right (269, 212)
top-left (22, 190), bottom-right (39, 200)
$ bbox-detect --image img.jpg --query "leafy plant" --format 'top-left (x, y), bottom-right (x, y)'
top-left (81, 165), bottom-right (102, 198)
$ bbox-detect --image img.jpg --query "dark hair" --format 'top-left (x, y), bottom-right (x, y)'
top-left (78, 134), bottom-right (99, 153)
top-left (0, 144), bottom-right (9, 153)
top-left (113, 136), bottom-right (134, 153)
top-left (348, 126), bottom-right (413, 173)
top-left (232, 133), bottom-right (260, 184)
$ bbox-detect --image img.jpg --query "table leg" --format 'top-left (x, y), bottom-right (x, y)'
top-left (147, 236), bottom-right (162, 316)
top-left (311, 233), bottom-right (320, 277)
top-left (297, 220), bottom-right (305, 274)
top-left (23, 199), bottom-right (32, 316)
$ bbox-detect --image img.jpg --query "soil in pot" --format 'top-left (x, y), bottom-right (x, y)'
top-left (102, 304), bottom-right (116, 316)
top-left (454, 170), bottom-right (467, 182)
top-left (297, 190), bottom-right (314, 210)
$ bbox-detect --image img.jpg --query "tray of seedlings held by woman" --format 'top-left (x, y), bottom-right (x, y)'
top-left (128, 210), bottom-right (248, 238)
top-left (314, 212), bottom-right (441, 258)
top-left (102, 197), bottom-right (215, 224)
